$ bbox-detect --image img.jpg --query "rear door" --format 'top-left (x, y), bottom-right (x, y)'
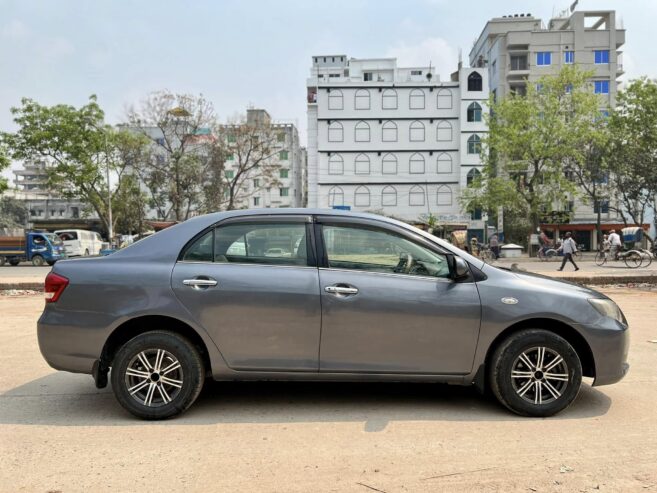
top-left (171, 215), bottom-right (322, 372)
top-left (316, 217), bottom-right (482, 375)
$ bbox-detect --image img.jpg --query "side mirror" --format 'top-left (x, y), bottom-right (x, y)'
top-left (452, 256), bottom-right (470, 280)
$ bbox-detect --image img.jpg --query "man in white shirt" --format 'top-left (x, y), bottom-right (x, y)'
top-left (608, 230), bottom-right (622, 259)
top-left (558, 232), bottom-right (580, 271)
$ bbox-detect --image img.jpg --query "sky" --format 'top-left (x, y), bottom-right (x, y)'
top-left (2, 0), bottom-right (656, 179)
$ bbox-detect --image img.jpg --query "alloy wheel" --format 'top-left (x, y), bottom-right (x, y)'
top-left (124, 349), bottom-right (184, 407)
top-left (511, 346), bottom-right (569, 405)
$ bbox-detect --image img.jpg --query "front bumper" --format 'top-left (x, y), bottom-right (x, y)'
top-left (575, 318), bottom-right (630, 387)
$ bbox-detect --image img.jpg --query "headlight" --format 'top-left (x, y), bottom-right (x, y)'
top-left (588, 298), bottom-right (626, 325)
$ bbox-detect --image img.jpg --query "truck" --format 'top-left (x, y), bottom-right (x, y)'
top-left (0, 231), bottom-right (67, 266)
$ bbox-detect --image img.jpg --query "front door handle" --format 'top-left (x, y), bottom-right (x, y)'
top-left (325, 285), bottom-right (359, 295)
top-left (183, 278), bottom-right (218, 289)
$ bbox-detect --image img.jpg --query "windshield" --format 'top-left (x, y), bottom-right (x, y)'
top-left (44, 233), bottom-right (64, 246)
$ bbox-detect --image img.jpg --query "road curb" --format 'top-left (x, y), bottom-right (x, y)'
top-left (0, 282), bottom-right (45, 291)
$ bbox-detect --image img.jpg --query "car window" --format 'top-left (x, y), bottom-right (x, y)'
top-left (322, 225), bottom-right (450, 278)
top-left (182, 230), bottom-right (214, 262)
top-left (214, 223), bottom-right (308, 266)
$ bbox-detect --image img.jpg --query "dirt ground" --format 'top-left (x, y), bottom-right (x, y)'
top-left (1, 289), bottom-right (656, 493)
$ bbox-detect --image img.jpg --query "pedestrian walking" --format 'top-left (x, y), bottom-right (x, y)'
top-left (489, 233), bottom-right (499, 259)
top-left (557, 232), bottom-right (579, 271)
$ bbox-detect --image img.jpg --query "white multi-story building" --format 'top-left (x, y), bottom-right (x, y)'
top-left (307, 55), bottom-right (489, 236)
top-left (469, 9), bottom-right (629, 249)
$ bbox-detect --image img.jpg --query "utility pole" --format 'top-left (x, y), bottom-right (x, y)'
top-left (105, 131), bottom-right (113, 245)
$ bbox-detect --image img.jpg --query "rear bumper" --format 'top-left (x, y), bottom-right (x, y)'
top-left (37, 311), bottom-right (105, 375)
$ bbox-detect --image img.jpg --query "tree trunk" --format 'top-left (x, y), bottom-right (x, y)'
top-left (596, 206), bottom-right (602, 252)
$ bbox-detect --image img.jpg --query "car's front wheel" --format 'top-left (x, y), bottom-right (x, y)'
top-left (110, 331), bottom-right (205, 420)
top-left (489, 329), bottom-right (582, 417)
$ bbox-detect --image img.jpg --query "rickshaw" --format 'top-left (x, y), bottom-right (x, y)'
top-left (595, 227), bottom-right (650, 268)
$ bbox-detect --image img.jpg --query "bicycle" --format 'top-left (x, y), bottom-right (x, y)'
top-left (538, 244), bottom-right (558, 261)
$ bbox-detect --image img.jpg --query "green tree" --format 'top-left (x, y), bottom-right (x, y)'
top-left (462, 66), bottom-right (602, 240)
top-left (0, 143), bottom-right (9, 194)
top-left (0, 196), bottom-right (28, 228)
top-left (607, 77), bottom-right (657, 245)
top-left (1, 96), bottom-right (152, 237)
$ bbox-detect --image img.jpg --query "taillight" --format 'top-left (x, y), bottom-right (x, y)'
top-left (44, 272), bottom-right (69, 303)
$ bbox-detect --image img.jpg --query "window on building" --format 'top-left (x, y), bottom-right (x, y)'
top-left (409, 185), bottom-right (426, 206)
top-left (436, 153), bottom-right (452, 174)
top-left (594, 200), bottom-right (610, 214)
top-left (253, 179), bottom-right (260, 188)
top-left (594, 50), bottom-right (610, 64)
top-left (565, 83), bottom-right (573, 94)
top-left (436, 185), bottom-right (452, 206)
top-left (536, 52), bottom-right (552, 66)
top-left (564, 51), bottom-right (574, 64)
top-left (363, 72), bottom-right (373, 81)
top-left (467, 72), bottom-right (483, 91)
top-left (382, 153), bottom-right (398, 174)
top-left (155, 137), bottom-right (165, 146)
top-left (409, 153), bottom-right (425, 174)
top-left (225, 170), bottom-right (235, 179)
top-left (354, 186), bottom-right (371, 207)
top-left (328, 186), bottom-right (344, 206)
top-left (30, 209), bottom-right (36, 217)
top-left (437, 88), bottom-right (452, 109)
top-left (411, 70), bottom-right (423, 76)
top-left (328, 89), bottom-right (343, 110)
top-left (328, 154), bottom-right (344, 175)
top-left (382, 89), bottom-right (398, 109)
top-left (381, 185), bottom-right (397, 206)
top-left (59, 209), bottom-right (64, 216)
top-left (467, 102), bottom-right (482, 122)
top-left (253, 197), bottom-right (260, 206)
top-left (467, 134), bottom-right (482, 154)
top-left (328, 121), bottom-right (344, 142)
top-left (409, 89), bottom-right (425, 109)
top-left (354, 154), bottom-right (371, 175)
top-left (594, 80), bottom-right (610, 94)
top-left (71, 207), bottom-right (79, 218)
top-left (409, 120), bottom-right (425, 141)
top-left (280, 169), bottom-right (289, 178)
top-left (510, 55), bottom-right (528, 71)
top-left (279, 150), bottom-right (289, 160)
top-left (277, 133), bottom-right (286, 142)
top-left (354, 121), bottom-right (370, 142)
top-left (382, 121), bottom-right (397, 142)
top-left (436, 120), bottom-right (452, 141)
top-left (354, 89), bottom-right (370, 110)
top-left (279, 187), bottom-right (289, 197)
top-left (467, 168), bottom-right (481, 186)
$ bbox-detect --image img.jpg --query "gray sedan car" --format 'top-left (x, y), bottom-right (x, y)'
top-left (38, 209), bottom-right (629, 419)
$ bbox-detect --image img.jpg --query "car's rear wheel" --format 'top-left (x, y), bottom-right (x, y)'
top-left (489, 329), bottom-right (582, 417)
top-left (110, 331), bottom-right (204, 420)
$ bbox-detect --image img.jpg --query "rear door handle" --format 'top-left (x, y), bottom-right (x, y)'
top-left (183, 278), bottom-right (218, 288)
top-left (325, 285), bottom-right (359, 295)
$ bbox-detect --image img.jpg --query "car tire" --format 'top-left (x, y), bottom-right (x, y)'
top-left (8, 258), bottom-right (20, 266)
top-left (32, 255), bottom-right (45, 267)
top-left (0, 257), bottom-right (5, 267)
top-left (489, 329), bottom-right (582, 417)
top-left (110, 331), bottom-right (205, 420)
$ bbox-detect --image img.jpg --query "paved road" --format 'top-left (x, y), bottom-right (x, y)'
top-left (1, 290), bottom-right (656, 492)
top-left (0, 265), bottom-right (51, 279)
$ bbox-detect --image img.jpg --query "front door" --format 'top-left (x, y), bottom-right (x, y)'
top-left (317, 219), bottom-right (481, 375)
top-left (171, 217), bottom-right (321, 372)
